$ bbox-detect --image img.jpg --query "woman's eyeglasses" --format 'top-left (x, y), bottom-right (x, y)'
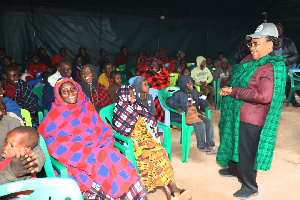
top-left (247, 42), bottom-right (260, 48)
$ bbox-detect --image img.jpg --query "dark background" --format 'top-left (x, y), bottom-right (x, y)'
top-left (0, 0), bottom-right (299, 63)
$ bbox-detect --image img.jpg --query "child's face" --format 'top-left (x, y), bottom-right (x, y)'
top-left (182, 69), bottom-right (191, 76)
top-left (4, 69), bottom-right (20, 87)
top-left (129, 88), bottom-right (136, 104)
top-left (221, 61), bottom-right (228, 70)
top-left (218, 54), bottom-right (224, 61)
top-left (206, 57), bottom-right (212, 65)
top-left (151, 60), bottom-right (160, 73)
top-left (140, 58), bottom-right (146, 66)
top-left (2, 131), bottom-right (28, 159)
top-left (80, 48), bottom-right (86, 55)
top-left (40, 49), bottom-right (47, 56)
top-left (59, 82), bottom-right (78, 104)
top-left (185, 80), bottom-right (194, 91)
top-left (76, 57), bottom-right (82, 66)
top-left (0, 102), bottom-right (7, 121)
top-left (0, 82), bottom-right (4, 101)
top-left (140, 79), bottom-right (150, 93)
top-left (180, 52), bottom-right (185, 59)
top-left (81, 66), bottom-right (93, 83)
top-left (23, 52), bottom-right (31, 61)
top-left (200, 60), bottom-right (206, 69)
top-left (103, 64), bottom-right (113, 77)
top-left (3, 58), bottom-right (12, 66)
top-left (32, 55), bottom-right (39, 64)
top-left (112, 74), bottom-right (122, 86)
top-left (60, 49), bottom-right (67, 56)
top-left (175, 53), bottom-right (180, 61)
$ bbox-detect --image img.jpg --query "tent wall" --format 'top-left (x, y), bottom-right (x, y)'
top-left (0, 6), bottom-right (266, 64)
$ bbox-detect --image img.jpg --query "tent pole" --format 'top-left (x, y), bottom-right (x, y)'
top-left (30, 0), bottom-right (37, 51)
top-left (205, 19), bottom-right (210, 56)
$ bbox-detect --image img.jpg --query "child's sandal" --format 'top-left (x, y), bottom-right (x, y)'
top-left (170, 188), bottom-right (192, 200)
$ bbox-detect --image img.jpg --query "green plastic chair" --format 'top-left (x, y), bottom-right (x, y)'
top-left (287, 69), bottom-right (300, 106)
top-left (187, 63), bottom-right (195, 67)
top-left (158, 87), bottom-right (211, 163)
top-left (38, 135), bottom-right (69, 178)
top-left (131, 67), bottom-right (137, 76)
top-left (20, 109), bottom-right (32, 127)
top-left (0, 178), bottom-right (83, 200)
top-left (31, 86), bottom-right (48, 123)
top-left (100, 103), bottom-right (172, 170)
top-left (169, 73), bottom-right (179, 87)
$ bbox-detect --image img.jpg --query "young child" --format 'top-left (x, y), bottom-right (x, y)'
top-left (213, 57), bottom-right (231, 87)
top-left (133, 77), bottom-right (156, 116)
top-left (191, 56), bottom-right (215, 103)
top-left (71, 55), bottom-right (83, 81)
top-left (1, 126), bottom-right (39, 176)
top-left (98, 61), bottom-right (114, 89)
top-left (27, 55), bottom-right (48, 79)
top-left (107, 71), bottom-right (122, 103)
top-left (21, 51), bottom-right (31, 70)
top-left (16, 63), bottom-right (33, 82)
top-left (34, 71), bottom-right (52, 88)
top-left (181, 67), bottom-right (191, 76)
top-left (166, 75), bottom-right (217, 154)
top-left (3, 66), bottom-right (38, 127)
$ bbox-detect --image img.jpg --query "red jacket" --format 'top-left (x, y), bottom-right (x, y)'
top-left (230, 55), bottom-right (274, 126)
top-left (51, 54), bottom-right (71, 65)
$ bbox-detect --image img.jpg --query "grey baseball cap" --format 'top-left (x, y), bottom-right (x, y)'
top-left (246, 23), bottom-right (278, 39)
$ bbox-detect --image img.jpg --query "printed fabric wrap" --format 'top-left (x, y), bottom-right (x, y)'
top-left (15, 80), bottom-right (38, 127)
top-left (216, 55), bottom-right (286, 171)
top-left (38, 77), bottom-right (137, 198)
top-left (112, 85), bottom-right (159, 138)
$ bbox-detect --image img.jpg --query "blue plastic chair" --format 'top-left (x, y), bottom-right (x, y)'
top-left (28, 78), bottom-right (42, 89)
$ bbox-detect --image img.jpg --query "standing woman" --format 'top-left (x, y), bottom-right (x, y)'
top-left (217, 23), bottom-right (286, 199)
top-left (79, 64), bottom-right (111, 113)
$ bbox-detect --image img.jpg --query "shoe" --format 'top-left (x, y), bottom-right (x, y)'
top-left (198, 146), bottom-right (206, 152)
top-left (206, 146), bottom-right (217, 155)
top-left (170, 188), bottom-right (192, 200)
top-left (292, 102), bottom-right (300, 107)
top-left (219, 169), bottom-right (235, 177)
top-left (233, 188), bottom-right (258, 199)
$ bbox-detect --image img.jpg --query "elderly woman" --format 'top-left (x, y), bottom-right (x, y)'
top-left (113, 86), bottom-right (191, 200)
top-left (38, 78), bottom-right (147, 200)
top-left (79, 64), bottom-right (111, 112)
top-left (217, 23), bottom-right (286, 199)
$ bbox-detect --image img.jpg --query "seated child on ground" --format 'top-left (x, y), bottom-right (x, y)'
top-left (107, 71), bottom-right (122, 103)
top-left (133, 77), bottom-right (156, 116)
top-left (1, 126), bottom-right (39, 179)
top-left (166, 75), bottom-right (217, 154)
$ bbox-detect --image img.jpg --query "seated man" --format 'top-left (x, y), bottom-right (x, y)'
top-left (42, 60), bottom-right (72, 110)
top-left (0, 102), bottom-right (45, 184)
top-left (51, 48), bottom-right (71, 66)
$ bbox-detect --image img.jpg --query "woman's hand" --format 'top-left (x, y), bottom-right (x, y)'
top-left (177, 107), bottom-right (184, 114)
top-left (219, 86), bottom-right (232, 96)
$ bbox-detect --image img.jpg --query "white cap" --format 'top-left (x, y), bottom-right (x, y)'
top-left (246, 23), bottom-right (278, 39)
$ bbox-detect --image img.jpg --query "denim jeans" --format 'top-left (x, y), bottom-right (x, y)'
top-left (191, 115), bottom-right (215, 148)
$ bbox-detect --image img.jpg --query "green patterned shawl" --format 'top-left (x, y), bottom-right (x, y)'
top-left (216, 55), bottom-right (286, 171)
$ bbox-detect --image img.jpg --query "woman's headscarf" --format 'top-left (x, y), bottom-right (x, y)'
top-left (112, 85), bottom-right (158, 138)
top-left (38, 77), bottom-right (137, 197)
top-left (136, 56), bottom-right (149, 76)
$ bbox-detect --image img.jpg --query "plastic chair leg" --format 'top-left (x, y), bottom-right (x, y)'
top-left (286, 90), bottom-right (293, 107)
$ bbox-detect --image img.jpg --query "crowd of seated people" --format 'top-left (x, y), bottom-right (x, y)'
top-left (0, 43), bottom-right (262, 200)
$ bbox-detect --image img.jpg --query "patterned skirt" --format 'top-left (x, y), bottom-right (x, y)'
top-left (131, 117), bottom-right (175, 192)
top-left (82, 176), bottom-right (147, 200)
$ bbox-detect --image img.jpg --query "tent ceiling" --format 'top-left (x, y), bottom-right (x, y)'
top-left (2, 0), bottom-right (299, 23)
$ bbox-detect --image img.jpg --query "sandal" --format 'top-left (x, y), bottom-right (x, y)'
top-left (170, 188), bottom-right (192, 200)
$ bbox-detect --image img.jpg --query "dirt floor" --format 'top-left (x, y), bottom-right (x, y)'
top-left (147, 100), bottom-right (300, 200)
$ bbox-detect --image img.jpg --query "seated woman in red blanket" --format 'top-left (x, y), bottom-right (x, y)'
top-left (38, 77), bottom-right (147, 200)
top-left (135, 57), bottom-right (149, 76)
top-left (141, 58), bottom-right (170, 122)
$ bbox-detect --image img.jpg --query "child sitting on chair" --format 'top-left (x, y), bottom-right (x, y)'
top-left (107, 71), bottom-right (122, 103)
top-left (166, 75), bottom-right (217, 154)
top-left (1, 126), bottom-right (39, 179)
top-left (133, 77), bottom-right (156, 116)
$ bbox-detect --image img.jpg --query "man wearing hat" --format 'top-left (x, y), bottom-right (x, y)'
top-left (216, 23), bottom-right (286, 199)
